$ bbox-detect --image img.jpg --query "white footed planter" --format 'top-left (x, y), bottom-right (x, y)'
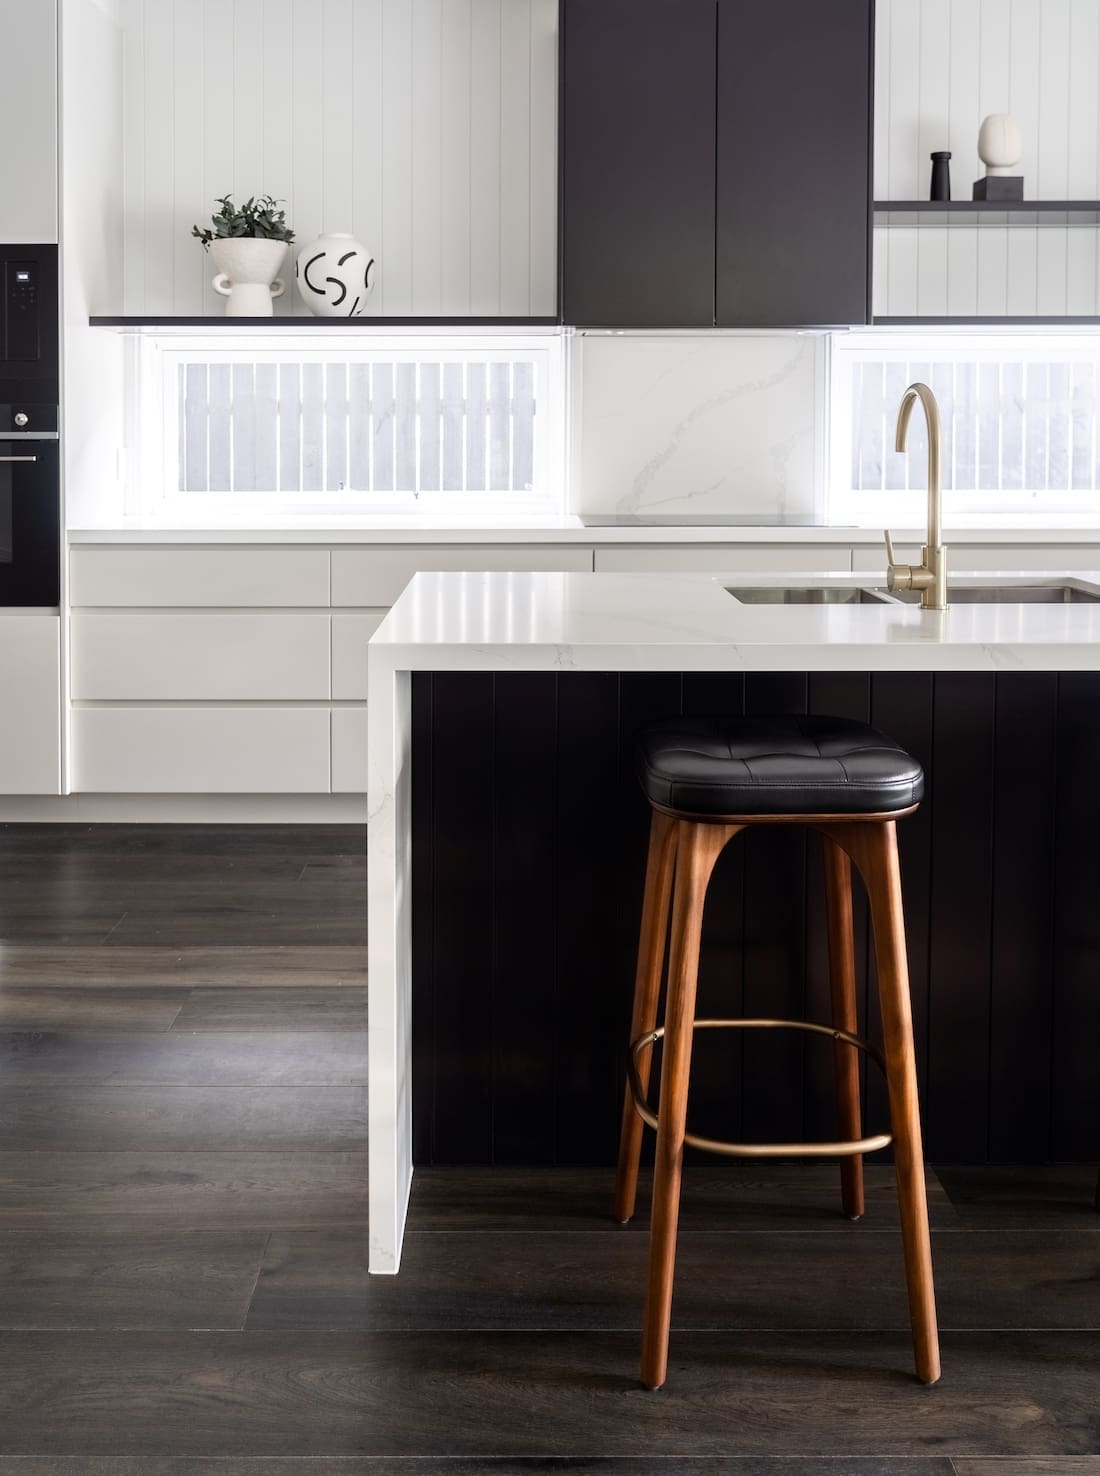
top-left (296, 233), bottom-right (376, 318)
top-left (209, 238), bottom-right (289, 317)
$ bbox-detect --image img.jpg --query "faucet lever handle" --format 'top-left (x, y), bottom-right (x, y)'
top-left (884, 528), bottom-right (898, 568)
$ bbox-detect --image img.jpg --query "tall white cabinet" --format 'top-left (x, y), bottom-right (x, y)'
top-left (0, 0), bottom-right (58, 244)
top-left (0, 0), bottom-right (62, 799)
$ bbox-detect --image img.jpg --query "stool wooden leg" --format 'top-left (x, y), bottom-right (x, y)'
top-left (615, 809), bottom-right (679, 1224)
top-left (641, 821), bottom-right (732, 1391)
top-left (822, 836), bottom-right (865, 1221)
top-left (837, 820), bottom-right (941, 1386)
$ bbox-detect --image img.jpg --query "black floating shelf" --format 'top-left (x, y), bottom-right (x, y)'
top-left (89, 315), bottom-right (562, 329)
top-left (874, 315), bottom-right (1100, 326)
top-left (874, 200), bottom-right (1100, 228)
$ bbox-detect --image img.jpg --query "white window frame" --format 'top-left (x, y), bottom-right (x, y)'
top-left (829, 328), bottom-right (1100, 526)
top-left (127, 329), bottom-right (566, 523)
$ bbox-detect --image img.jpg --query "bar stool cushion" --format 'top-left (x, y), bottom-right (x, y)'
top-left (636, 714), bottom-right (924, 818)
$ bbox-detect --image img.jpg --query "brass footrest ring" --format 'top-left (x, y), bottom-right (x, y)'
top-left (627, 1018), bottom-right (893, 1159)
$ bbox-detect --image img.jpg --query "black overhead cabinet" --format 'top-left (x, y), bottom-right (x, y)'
top-left (559, 0), bottom-right (717, 328)
top-left (560, 0), bottom-right (874, 328)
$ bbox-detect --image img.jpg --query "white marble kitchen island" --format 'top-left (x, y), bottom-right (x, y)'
top-left (366, 567), bottom-right (1100, 1271)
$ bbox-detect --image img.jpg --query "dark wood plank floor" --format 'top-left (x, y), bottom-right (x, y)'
top-left (0, 823), bottom-right (1098, 1472)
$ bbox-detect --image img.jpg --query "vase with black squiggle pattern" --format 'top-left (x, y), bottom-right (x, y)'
top-left (295, 233), bottom-right (376, 318)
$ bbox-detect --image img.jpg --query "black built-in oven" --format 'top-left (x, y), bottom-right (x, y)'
top-left (0, 244), bottom-right (59, 606)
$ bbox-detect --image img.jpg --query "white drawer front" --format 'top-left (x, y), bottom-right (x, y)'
top-left (70, 548), bottom-right (331, 607)
top-left (852, 544), bottom-right (1100, 573)
top-left (332, 707), bottom-right (368, 794)
top-left (332, 612), bottom-right (386, 700)
top-left (71, 613), bottom-right (331, 701)
top-left (593, 545), bottom-right (852, 574)
top-left (331, 546), bottom-right (594, 606)
top-left (73, 707), bottom-right (331, 793)
top-left (0, 616), bottom-right (61, 795)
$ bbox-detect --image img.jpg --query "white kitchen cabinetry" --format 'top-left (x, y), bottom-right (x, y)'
top-left (71, 612), bottom-right (331, 701)
top-left (73, 707), bottom-right (331, 793)
top-left (0, 0), bottom-right (58, 243)
top-left (593, 545), bottom-right (852, 574)
top-left (69, 547), bottom-right (330, 607)
top-left (852, 545), bottom-right (1100, 573)
top-left (68, 544), bottom-right (597, 799)
top-left (331, 547), bottom-right (595, 605)
top-left (332, 613), bottom-right (387, 701)
top-left (0, 618), bottom-right (61, 795)
top-left (332, 707), bottom-right (369, 794)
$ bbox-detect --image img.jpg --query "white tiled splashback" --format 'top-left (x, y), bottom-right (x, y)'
top-left (573, 334), bottom-right (821, 521)
top-left (121, 0), bottom-right (558, 318)
top-left (875, 0), bottom-right (1100, 317)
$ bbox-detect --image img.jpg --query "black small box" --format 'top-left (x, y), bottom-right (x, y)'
top-left (972, 176), bottom-right (1024, 202)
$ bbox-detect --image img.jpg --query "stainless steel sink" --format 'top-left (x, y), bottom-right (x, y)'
top-left (885, 584), bottom-right (1100, 605)
top-left (727, 587), bottom-right (898, 605)
top-left (728, 583), bottom-right (1100, 606)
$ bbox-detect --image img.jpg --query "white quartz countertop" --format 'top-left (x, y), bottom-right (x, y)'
top-left (368, 569), bottom-right (1100, 673)
top-left (65, 518), bottom-right (1100, 546)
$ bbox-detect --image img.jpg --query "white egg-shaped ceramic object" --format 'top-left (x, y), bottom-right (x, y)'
top-left (978, 114), bottom-right (1024, 176)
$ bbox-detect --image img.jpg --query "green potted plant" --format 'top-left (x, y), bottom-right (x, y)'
top-left (193, 195), bottom-right (295, 316)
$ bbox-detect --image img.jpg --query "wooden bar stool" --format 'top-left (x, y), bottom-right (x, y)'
top-left (615, 714), bottom-right (940, 1391)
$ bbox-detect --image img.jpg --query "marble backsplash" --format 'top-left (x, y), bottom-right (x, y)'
top-left (572, 331), bottom-right (822, 521)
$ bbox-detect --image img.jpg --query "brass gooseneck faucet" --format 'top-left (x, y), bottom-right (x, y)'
top-left (885, 382), bottom-right (948, 611)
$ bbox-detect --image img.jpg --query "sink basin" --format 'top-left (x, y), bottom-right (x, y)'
top-left (887, 584), bottom-right (1100, 605)
top-left (728, 583), bottom-right (1100, 607)
top-left (728, 587), bottom-right (897, 605)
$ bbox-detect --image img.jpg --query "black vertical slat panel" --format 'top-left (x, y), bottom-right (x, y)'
top-left (926, 672), bottom-right (996, 1161)
top-left (1051, 673), bottom-right (1100, 1159)
top-left (716, 0), bottom-right (873, 326)
top-left (681, 674), bottom-right (747, 1149)
top-left (989, 674), bottom-right (1057, 1161)
top-left (867, 674), bottom-right (934, 1143)
top-left (615, 674), bottom-right (685, 1158)
top-left (411, 672), bottom-right (435, 1163)
top-left (740, 674), bottom-right (809, 1143)
top-left (560, 0), bottom-right (717, 326)
top-left (556, 674), bottom-right (622, 1163)
top-left (803, 674), bottom-right (871, 1142)
top-left (412, 669), bottom-right (1097, 1167)
top-left (429, 672), bottom-right (496, 1163)
top-left (491, 674), bottom-right (560, 1163)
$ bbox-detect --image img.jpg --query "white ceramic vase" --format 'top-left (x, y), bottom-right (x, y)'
top-left (295, 233), bottom-right (376, 318)
top-left (978, 114), bottom-right (1024, 176)
top-left (209, 238), bottom-right (289, 317)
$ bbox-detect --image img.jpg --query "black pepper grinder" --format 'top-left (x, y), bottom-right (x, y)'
top-left (930, 151), bottom-right (952, 202)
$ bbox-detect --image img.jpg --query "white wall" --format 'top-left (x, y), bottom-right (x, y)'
top-left (121, 0), bottom-right (558, 318)
top-left (875, 0), bottom-right (1100, 317)
top-left (573, 334), bottom-right (821, 520)
top-left (62, 0), bottom-right (127, 530)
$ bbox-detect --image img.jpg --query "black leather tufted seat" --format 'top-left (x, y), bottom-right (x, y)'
top-left (636, 714), bottom-right (924, 818)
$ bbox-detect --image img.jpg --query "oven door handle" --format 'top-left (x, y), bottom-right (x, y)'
top-left (0, 455), bottom-right (37, 463)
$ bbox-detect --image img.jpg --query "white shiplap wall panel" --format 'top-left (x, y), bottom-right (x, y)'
top-left (875, 0), bottom-right (1100, 317)
top-left (380, 0), bottom-right (413, 312)
top-left (123, 0), bottom-right (557, 317)
top-left (323, 0), bottom-right (357, 244)
top-left (529, 0), bottom-right (558, 313)
top-left (410, 0), bottom-right (442, 315)
top-left (172, 1), bottom-right (204, 315)
top-left (500, 0), bottom-right (532, 313)
top-left (440, 0), bottom-right (472, 311)
top-left (141, 2), bottom-right (174, 313)
top-left (469, 0), bottom-right (503, 315)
